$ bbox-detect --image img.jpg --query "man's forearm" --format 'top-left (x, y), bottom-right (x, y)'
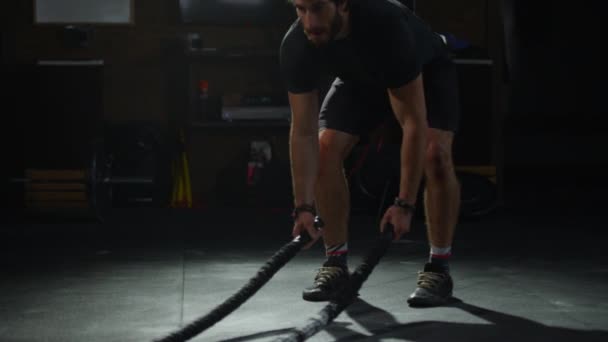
top-left (399, 120), bottom-right (427, 205)
top-left (290, 131), bottom-right (319, 206)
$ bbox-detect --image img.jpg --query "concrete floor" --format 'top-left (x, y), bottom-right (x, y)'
top-left (1, 204), bottom-right (607, 342)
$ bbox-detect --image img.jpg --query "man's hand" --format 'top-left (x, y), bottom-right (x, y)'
top-left (292, 211), bottom-right (322, 249)
top-left (380, 205), bottom-right (414, 241)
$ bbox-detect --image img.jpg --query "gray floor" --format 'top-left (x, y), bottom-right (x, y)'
top-left (1, 206), bottom-right (607, 342)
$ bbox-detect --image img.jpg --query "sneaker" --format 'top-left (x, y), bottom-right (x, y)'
top-left (302, 265), bottom-right (349, 302)
top-left (407, 262), bottom-right (453, 307)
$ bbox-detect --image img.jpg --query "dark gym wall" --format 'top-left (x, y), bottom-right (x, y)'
top-left (492, 0), bottom-right (608, 214)
top-left (1, 0), bottom-right (295, 122)
top-left (502, 1), bottom-right (603, 118)
top-left (0, 0), bottom-right (297, 206)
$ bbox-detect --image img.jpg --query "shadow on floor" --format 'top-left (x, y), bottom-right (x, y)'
top-left (326, 298), bottom-right (608, 342)
top-left (220, 298), bottom-right (608, 342)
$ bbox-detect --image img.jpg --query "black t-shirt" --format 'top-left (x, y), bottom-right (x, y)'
top-left (280, 0), bottom-right (447, 93)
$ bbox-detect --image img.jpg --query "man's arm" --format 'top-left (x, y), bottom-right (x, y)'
top-left (388, 73), bottom-right (428, 207)
top-left (288, 90), bottom-right (323, 246)
top-left (288, 90), bottom-right (320, 207)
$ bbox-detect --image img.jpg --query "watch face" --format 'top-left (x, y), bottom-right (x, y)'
top-left (394, 198), bottom-right (415, 210)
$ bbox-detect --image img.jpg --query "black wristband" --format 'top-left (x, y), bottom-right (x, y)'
top-left (292, 204), bottom-right (316, 220)
top-left (393, 197), bottom-right (416, 212)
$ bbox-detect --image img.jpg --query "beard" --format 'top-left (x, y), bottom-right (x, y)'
top-left (329, 10), bottom-right (343, 40)
top-left (305, 10), bottom-right (343, 47)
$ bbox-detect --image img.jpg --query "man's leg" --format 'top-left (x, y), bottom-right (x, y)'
top-left (424, 128), bottom-right (460, 255)
top-left (302, 128), bottom-right (359, 302)
top-left (316, 129), bottom-right (359, 247)
top-left (408, 127), bottom-right (460, 307)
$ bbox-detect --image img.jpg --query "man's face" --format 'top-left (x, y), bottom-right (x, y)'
top-left (293, 0), bottom-right (343, 46)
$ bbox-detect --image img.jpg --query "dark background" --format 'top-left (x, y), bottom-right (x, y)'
top-left (0, 0), bottom-right (605, 222)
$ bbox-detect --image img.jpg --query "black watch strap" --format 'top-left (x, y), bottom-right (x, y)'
top-left (292, 204), bottom-right (316, 220)
top-left (393, 197), bottom-right (416, 212)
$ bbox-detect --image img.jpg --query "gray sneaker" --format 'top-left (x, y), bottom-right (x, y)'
top-left (302, 266), bottom-right (349, 302)
top-left (407, 263), bottom-right (453, 307)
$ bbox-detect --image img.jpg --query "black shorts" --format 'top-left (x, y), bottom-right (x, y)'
top-left (319, 53), bottom-right (461, 137)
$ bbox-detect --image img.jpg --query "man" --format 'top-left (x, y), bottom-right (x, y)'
top-left (280, 0), bottom-right (461, 307)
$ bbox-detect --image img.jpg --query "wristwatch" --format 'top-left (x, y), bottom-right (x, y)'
top-left (292, 204), bottom-right (316, 220)
top-left (393, 197), bottom-right (416, 212)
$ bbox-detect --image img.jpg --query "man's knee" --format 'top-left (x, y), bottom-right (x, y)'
top-left (424, 139), bottom-right (455, 182)
top-left (318, 130), bottom-right (357, 178)
top-left (318, 140), bottom-right (342, 177)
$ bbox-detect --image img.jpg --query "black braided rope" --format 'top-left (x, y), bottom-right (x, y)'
top-left (154, 234), bottom-right (310, 342)
top-left (274, 226), bottom-right (394, 342)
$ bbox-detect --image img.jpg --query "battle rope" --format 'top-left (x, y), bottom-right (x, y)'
top-left (274, 224), bottom-right (395, 342)
top-left (154, 232), bottom-right (312, 342)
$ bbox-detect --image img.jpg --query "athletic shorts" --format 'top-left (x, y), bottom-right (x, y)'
top-left (319, 52), bottom-right (461, 138)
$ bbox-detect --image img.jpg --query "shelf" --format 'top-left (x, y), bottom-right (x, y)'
top-left (453, 58), bottom-right (493, 65)
top-left (190, 120), bottom-right (290, 128)
top-left (184, 48), bottom-right (279, 60)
